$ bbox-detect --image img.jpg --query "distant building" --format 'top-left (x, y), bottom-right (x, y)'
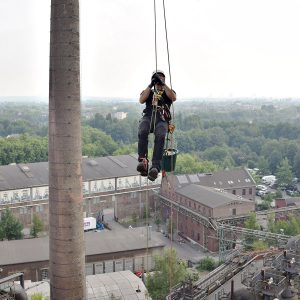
top-left (275, 197), bottom-right (300, 208)
top-left (0, 155), bottom-right (161, 230)
top-left (0, 228), bottom-right (164, 282)
top-left (158, 168), bottom-right (256, 251)
top-left (112, 111), bottom-right (128, 120)
top-left (26, 270), bottom-right (149, 299)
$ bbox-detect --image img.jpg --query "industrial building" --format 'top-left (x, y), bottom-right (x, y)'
top-left (158, 168), bottom-right (256, 251)
top-left (0, 227), bottom-right (164, 282)
top-left (0, 154), bottom-right (161, 229)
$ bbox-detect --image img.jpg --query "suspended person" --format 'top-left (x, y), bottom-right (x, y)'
top-left (137, 70), bottom-right (176, 181)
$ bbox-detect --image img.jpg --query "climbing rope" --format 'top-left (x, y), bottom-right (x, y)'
top-left (153, 0), bottom-right (176, 293)
top-left (143, 0), bottom-right (175, 290)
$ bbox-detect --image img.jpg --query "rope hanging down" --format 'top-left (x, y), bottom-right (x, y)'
top-left (152, 0), bottom-right (176, 294)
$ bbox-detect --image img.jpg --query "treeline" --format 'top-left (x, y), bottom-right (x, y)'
top-left (1, 101), bottom-right (300, 181)
top-left (0, 127), bottom-right (119, 165)
top-left (85, 111), bottom-right (300, 179)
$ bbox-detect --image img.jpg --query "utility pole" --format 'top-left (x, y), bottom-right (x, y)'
top-left (49, 1), bottom-right (86, 299)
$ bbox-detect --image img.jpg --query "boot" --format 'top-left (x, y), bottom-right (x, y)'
top-left (148, 167), bottom-right (158, 181)
top-left (137, 158), bottom-right (148, 177)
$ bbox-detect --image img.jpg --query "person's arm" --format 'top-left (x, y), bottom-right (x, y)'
top-left (139, 87), bottom-right (151, 104)
top-left (164, 84), bottom-right (176, 102)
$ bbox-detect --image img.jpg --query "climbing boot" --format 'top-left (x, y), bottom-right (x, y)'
top-left (148, 167), bottom-right (158, 181)
top-left (137, 158), bottom-right (148, 177)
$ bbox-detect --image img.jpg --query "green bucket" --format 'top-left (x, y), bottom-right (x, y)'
top-left (162, 148), bottom-right (178, 172)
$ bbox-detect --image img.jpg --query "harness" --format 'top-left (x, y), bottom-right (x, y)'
top-left (151, 89), bottom-right (172, 123)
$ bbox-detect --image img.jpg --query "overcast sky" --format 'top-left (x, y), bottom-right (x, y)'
top-left (0, 0), bottom-right (300, 99)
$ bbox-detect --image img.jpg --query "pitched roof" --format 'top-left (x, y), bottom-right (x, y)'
top-left (175, 168), bottom-right (255, 190)
top-left (0, 227), bottom-right (164, 265)
top-left (26, 271), bottom-right (148, 300)
top-left (0, 154), bottom-right (139, 191)
top-left (176, 184), bottom-right (252, 208)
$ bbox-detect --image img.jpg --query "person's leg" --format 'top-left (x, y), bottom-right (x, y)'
top-left (137, 116), bottom-right (151, 176)
top-left (138, 116), bottom-right (151, 159)
top-left (148, 120), bottom-right (168, 180)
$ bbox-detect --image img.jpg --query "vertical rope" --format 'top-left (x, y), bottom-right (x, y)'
top-left (162, 0), bottom-right (172, 90)
top-left (146, 184), bottom-right (149, 278)
top-left (162, 0), bottom-right (175, 292)
top-left (151, 0), bottom-right (176, 293)
top-left (154, 0), bottom-right (158, 73)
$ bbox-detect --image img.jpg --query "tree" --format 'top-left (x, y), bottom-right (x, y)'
top-left (245, 212), bottom-right (260, 230)
top-left (30, 294), bottom-right (50, 300)
top-left (257, 157), bottom-right (270, 175)
top-left (293, 152), bottom-right (300, 180)
top-left (268, 214), bottom-right (300, 236)
top-left (131, 212), bottom-right (138, 226)
top-left (260, 194), bottom-right (273, 210)
top-left (175, 153), bottom-right (218, 174)
top-left (196, 257), bottom-right (216, 271)
top-left (268, 150), bottom-right (283, 174)
top-left (202, 146), bottom-right (229, 162)
top-left (82, 126), bottom-right (118, 156)
top-left (244, 212), bottom-right (260, 248)
top-left (30, 214), bottom-right (44, 238)
top-left (252, 240), bottom-right (268, 251)
top-left (0, 209), bottom-right (23, 240)
top-left (147, 249), bottom-right (188, 300)
top-left (113, 143), bottom-right (137, 156)
top-left (276, 158), bottom-right (294, 187)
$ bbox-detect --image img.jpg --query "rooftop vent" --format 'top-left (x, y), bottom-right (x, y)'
top-left (188, 174), bottom-right (199, 183)
top-left (21, 165), bottom-right (30, 172)
top-left (177, 175), bottom-right (188, 184)
top-left (88, 160), bottom-right (98, 166)
top-left (18, 164), bottom-right (34, 178)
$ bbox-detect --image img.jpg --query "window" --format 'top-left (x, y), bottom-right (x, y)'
top-left (20, 207), bottom-right (28, 215)
top-left (41, 268), bottom-right (49, 280)
top-left (36, 205), bottom-right (44, 212)
top-left (43, 189), bottom-right (49, 199)
top-left (93, 197), bottom-right (100, 204)
top-left (3, 193), bottom-right (8, 201)
top-left (197, 233), bottom-right (200, 241)
top-left (232, 208), bottom-right (236, 215)
top-left (13, 192), bottom-right (20, 201)
top-left (249, 188), bottom-right (252, 195)
top-left (22, 190), bottom-right (29, 200)
top-left (232, 190), bottom-right (236, 195)
top-left (242, 189), bottom-right (246, 195)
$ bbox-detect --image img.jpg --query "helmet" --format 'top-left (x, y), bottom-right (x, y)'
top-left (151, 70), bottom-right (165, 79)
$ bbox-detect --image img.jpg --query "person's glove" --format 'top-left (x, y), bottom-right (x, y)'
top-left (148, 77), bottom-right (157, 89)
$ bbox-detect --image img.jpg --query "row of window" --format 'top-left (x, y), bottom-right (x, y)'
top-left (19, 205), bottom-right (44, 215)
top-left (0, 176), bottom-right (160, 205)
top-left (232, 188), bottom-right (252, 195)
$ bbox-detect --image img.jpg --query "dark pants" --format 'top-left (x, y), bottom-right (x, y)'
top-left (138, 115), bottom-right (168, 171)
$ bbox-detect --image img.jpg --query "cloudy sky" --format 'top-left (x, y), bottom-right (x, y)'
top-left (0, 0), bottom-right (300, 99)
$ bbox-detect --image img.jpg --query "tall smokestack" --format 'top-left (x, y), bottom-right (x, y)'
top-left (49, 1), bottom-right (86, 299)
